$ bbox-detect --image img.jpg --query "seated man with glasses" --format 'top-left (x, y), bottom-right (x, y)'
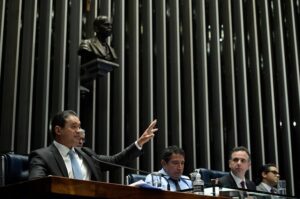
top-left (256, 163), bottom-right (280, 193)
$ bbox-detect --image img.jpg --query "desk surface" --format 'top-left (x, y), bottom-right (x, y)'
top-left (0, 176), bottom-right (228, 199)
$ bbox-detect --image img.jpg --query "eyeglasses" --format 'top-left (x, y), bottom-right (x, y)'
top-left (268, 170), bottom-right (279, 175)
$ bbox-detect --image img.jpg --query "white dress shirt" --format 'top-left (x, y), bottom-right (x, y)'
top-left (230, 171), bottom-right (247, 189)
top-left (53, 141), bottom-right (91, 180)
top-left (144, 168), bottom-right (192, 191)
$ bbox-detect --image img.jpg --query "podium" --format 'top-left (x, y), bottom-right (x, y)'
top-left (0, 176), bottom-right (228, 199)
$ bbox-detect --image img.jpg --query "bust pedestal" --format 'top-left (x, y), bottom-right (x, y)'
top-left (80, 58), bottom-right (119, 83)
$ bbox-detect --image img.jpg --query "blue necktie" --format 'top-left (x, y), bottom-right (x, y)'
top-left (68, 150), bottom-right (83, 179)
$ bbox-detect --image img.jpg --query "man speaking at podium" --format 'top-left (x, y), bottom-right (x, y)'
top-left (29, 110), bottom-right (158, 181)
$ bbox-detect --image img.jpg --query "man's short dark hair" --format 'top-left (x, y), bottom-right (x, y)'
top-left (256, 163), bottom-right (277, 184)
top-left (161, 145), bottom-right (185, 163)
top-left (229, 146), bottom-right (251, 161)
top-left (50, 110), bottom-right (77, 138)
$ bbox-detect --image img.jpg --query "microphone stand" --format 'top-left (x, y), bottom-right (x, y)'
top-left (81, 147), bottom-right (150, 175)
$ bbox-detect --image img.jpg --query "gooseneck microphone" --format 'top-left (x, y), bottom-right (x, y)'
top-left (81, 147), bottom-right (150, 175)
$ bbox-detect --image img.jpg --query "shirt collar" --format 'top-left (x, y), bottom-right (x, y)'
top-left (53, 140), bottom-right (74, 157)
top-left (231, 171), bottom-right (246, 185)
top-left (159, 168), bottom-right (182, 182)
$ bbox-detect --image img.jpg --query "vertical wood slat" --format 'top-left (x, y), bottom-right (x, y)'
top-left (207, 0), bottom-right (224, 170)
top-left (220, 0), bottom-right (238, 159)
top-left (114, 0), bottom-right (139, 183)
top-left (0, 0), bottom-right (5, 77)
top-left (125, 0), bottom-right (140, 146)
top-left (284, 0), bottom-right (300, 193)
top-left (111, 1), bottom-right (126, 152)
top-left (0, 0), bottom-right (22, 152)
top-left (232, 0), bottom-right (253, 178)
top-left (154, 0), bottom-right (168, 169)
top-left (16, 0), bottom-right (37, 154)
top-left (32, 0), bottom-right (53, 148)
top-left (109, 0), bottom-right (125, 181)
top-left (67, 0), bottom-right (82, 112)
top-left (51, 0), bottom-right (68, 114)
top-left (232, 0), bottom-right (251, 148)
top-left (180, 0), bottom-right (196, 174)
top-left (167, 0), bottom-right (182, 146)
top-left (96, 0), bottom-right (112, 153)
top-left (272, 0), bottom-right (294, 194)
top-left (139, 0), bottom-right (154, 173)
top-left (193, 0), bottom-right (210, 168)
top-left (95, 0), bottom-right (111, 173)
top-left (244, 0), bottom-right (265, 174)
top-left (257, 0), bottom-right (279, 164)
top-left (79, 0), bottom-right (97, 152)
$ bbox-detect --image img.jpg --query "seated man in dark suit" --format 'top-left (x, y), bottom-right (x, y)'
top-left (256, 163), bottom-right (280, 193)
top-left (29, 110), bottom-right (158, 181)
top-left (218, 146), bottom-right (256, 191)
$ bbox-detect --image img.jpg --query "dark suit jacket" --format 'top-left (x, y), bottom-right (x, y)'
top-left (218, 173), bottom-right (256, 191)
top-left (29, 142), bottom-right (142, 181)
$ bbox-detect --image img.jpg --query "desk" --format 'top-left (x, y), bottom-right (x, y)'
top-left (0, 176), bottom-right (228, 199)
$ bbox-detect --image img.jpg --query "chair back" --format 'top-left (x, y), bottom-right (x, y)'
top-left (0, 152), bottom-right (29, 186)
top-left (126, 173), bottom-right (146, 185)
top-left (199, 168), bottom-right (228, 187)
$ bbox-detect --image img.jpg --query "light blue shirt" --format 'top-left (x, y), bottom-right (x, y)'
top-left (144, 168), bottom-right (192, 191)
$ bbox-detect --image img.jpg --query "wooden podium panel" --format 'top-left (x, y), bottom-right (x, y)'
top-left (0, 176), bottom-right (228, 199)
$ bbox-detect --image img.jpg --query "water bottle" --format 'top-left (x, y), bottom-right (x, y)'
top-left (192, 170), bottom-right (204, 195)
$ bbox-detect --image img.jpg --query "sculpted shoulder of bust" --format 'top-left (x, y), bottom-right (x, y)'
top-left (78, 16), bottom-right (117, 63)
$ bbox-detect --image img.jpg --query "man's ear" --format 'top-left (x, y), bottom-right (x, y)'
top-left (55, 126), bottom-right (62, 135)
top-left (161, 160), bottom-right (167, 167)
top-left (262, 171), bottom-right (268, 178)
top-left (248, 161), bottom-right (252, 168)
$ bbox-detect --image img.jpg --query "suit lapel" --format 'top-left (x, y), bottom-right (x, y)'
top-left (246, 180), bottom-right (255, 190)
top-left (229, 173), bottom-right (239, 188)
top-left (92, 38), bottom-right (107, 57)
top-left (76, 147), bottom-right (100, 181)
top-left (49, 144), bottom-right (69, 177)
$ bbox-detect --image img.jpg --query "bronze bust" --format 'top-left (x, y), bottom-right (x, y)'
top-left (78, 16), bottom-right (117, 64)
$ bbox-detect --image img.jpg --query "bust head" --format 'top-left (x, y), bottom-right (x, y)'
top-left (93, 16), bottom-right (113, 40)
top-left (78, 15), bottom-right (117, 63)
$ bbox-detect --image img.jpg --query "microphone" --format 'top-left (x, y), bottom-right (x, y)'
top-left (81, 147), bottom-right (150, 175)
